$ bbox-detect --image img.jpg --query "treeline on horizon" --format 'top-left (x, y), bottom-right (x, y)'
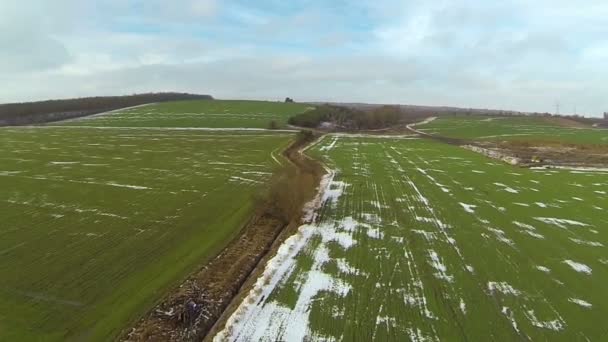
top-left (293, 103), bottom-right (608, 131)
top-left (288, 104), bottom-right (431, 130)
top-left (0, 92), bottom-right (213, 126)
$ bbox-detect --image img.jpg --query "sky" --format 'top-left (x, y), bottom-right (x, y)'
top-left (1, 0), bottom-right (607, 116)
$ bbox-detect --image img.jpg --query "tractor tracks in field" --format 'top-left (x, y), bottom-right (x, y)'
top-left (121, 133), bottom-right (326, 342)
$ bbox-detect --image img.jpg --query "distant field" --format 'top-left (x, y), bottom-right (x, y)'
top-left (0, 126), bottom-right (292, 340)
top-left (221, 135), bottom-right (608, 341)
top-left (59, 100), bottom-right (312, 129)
top-left (418, 116), bottom-right (608, 144)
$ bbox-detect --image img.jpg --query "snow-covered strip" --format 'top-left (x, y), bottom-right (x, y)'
top-left (106, 182), bottom-right (150, 190)
top-left (302, 168), bottom-right (335, 222)
top-left (49, 161), bottom-right (79, 165)
top-left (216, 166), bottom-right (339, 341)
top-left (563, 260), bottom-right (592, 275)
top-left (409, 116), bottom-right (437, 127)
top-left (214, 224), bottom-right (316, 341)
top-left (534, 217), bottom-right (589, 229)
top-left (501, 307), bottom-right (521, 334)
top-left (462, 145), bottom-right (520, 165)
top-left (569, 238), bottom-right (604, 247)
top-left (0, 171), bottom-right (23, 176)
top-left (320, 136), bottom-right (339, 151)
top-left (405, 117), bottom-right (437, 137)
top-left (568, 298), bottom-right (592, 308)
top-left (53, 103), bottom-right (155, 123)
top-left (229, 176), bottom-right (263, 184)
top-left (327, 133), bottom-right (419, 139)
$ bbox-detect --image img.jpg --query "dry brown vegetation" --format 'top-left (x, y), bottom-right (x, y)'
top-left (123, 131), bottom-right (325, 342)
top-left (492, 140), bottom-right (608, 166)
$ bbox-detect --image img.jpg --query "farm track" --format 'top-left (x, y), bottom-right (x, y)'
top-left (122, 134), bottom-right (326, 342)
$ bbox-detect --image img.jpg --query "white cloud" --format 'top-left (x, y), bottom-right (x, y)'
top-left (0, 1), bottom-right (607, 116)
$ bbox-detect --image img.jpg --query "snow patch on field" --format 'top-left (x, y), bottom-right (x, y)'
top-left (428, 250), bottom-right (453, 282)
top-left (534, 217), bottom-right (589, 229)
top-left (569, 238), bottom-right (603, 247)
top-left (513, 221), bottom-right (544, 239)
top-left (563, 260), bottom-right (592, 275)
top-left (487, 228), bottom-right (515, 246)
top-left (459, 202), bottom-right (476, 214)
top-left (535, 265), bottom-right (551, 273)
top-left (493, 182), bottom-right (519, 194)
top-left (320, 136), bottom-right (339, 152)
top-left (412, 230), bottom-right (437, 241)
top-left (501, 307), bottom-right (521, 333)
top-left (525, 309), bottom-right (565, 331)
top-left (324, 181), bottom-right (349, 205)
top-left (459, 298), bottom-right (467, 314)
top-left (49, 161), bottom-right (79, 165)
top-left (487, 281), bottom-right (521, 296)
top-left (569, 298), bottom-right (592, 308)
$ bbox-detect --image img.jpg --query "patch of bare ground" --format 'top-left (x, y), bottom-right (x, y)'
top-left (542, 116), bottom-right (592, 128)
top-left (474, 140), bottom-right (608, 168)
top-left (121, 131), bottom-right (325, 342)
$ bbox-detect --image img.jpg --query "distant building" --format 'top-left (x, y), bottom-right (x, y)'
top-left (604, 112), bottom-right (608, 120)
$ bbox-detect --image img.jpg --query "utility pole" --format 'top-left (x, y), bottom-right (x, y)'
top-left (555, 101), bottom-right (560, 115)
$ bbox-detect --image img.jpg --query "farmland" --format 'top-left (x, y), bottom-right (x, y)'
top-left (217, 135), bottom-right (607, 341)
top-left (0, 124), bottom-right (293, 340)
top-left (418, 116), bottom-right (608, 145)
top-left (59, 100), bottom-right (312, 129)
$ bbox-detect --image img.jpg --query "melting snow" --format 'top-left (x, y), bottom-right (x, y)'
top-left (569, 298), bottom-right (592, 308)
top-left (535, 265), bottom-right (551, 273)
top-left (493, 182), bottom-right (519, 193)
top-left (534, 217), bottom-right (589, 229)
top-left (569, 238), bottom-right (604, 247)
top-left (563, 260), bottom-right (592, 275)
top-left (487, 282), bottom-right (521, 296)
top-left (459, 202), bottom-right (477, 214)
top-left (525, 309), bottom-right (565, 331)
top-left (428, 250), bottom-right (453, 282)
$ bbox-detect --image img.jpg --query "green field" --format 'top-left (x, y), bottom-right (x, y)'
top-left (0, 124), bottom-right (293, 340)
top-left (418, 116), bottom-right (608, 144)
top-left (219, 135), bottom-right (607, 341)
top-left (59, 100), bottom-right (311, 129)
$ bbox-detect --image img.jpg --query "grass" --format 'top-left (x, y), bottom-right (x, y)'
top-left (58, 100), bottom-right (312, 129)
top-left (418, 116), bottom-right (608, 145)
top-left (225, 134), bottom-right (608, 341)
top-left (0, 126), bottom-right (293, 341)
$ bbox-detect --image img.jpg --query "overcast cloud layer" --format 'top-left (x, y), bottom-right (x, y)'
top-left (1, 0), bottom-right (607, 116)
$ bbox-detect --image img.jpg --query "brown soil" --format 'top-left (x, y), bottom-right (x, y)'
top-left (487, 140), bottom-right (608, 167)
top-left (121, 133), bottom-right (325, 342)
top-left (542, 116), bottom-right (591, 128)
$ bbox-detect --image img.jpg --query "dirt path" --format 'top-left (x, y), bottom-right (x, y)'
top-left (121, 134), bottom-right (325, 342)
